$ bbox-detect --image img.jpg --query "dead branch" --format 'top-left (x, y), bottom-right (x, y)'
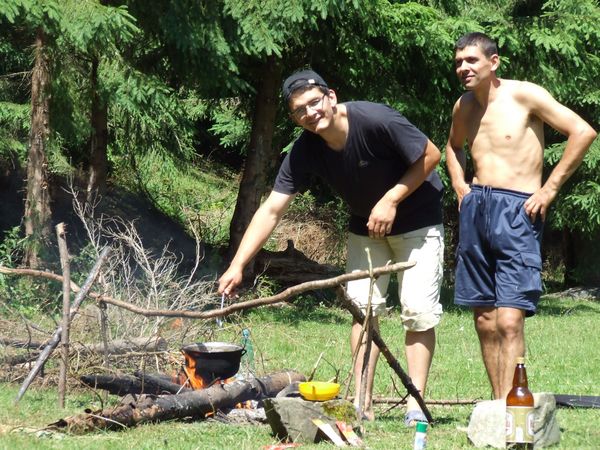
top-left (56, 222), bottom-right (71, 408)
top-left (0, 337), bottom-right (46, 349)
top-left (15, 246), bottom-right (111, 404)
top-left (336, 286), bottom-right (434, 425)
top-left (0, 261), bottom-right (415, 320)
top-left (349, 396), bottom-right (479, 405)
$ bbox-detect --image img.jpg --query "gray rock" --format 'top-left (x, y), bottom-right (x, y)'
top-left (466, 393), bottom-right (560, 448)
top-left (467, 399), bottom-right (505, 448)
top-left (264, 397), bottom-right (360, 444)
top-left (534, 393), bottom-right (561, 448)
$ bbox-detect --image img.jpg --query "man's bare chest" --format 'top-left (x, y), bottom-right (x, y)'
top-left (466, 101), bottom-right (538, 150)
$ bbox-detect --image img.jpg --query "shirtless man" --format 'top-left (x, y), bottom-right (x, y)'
top-left (446, 32), bottom-right (597, 399)
top-left (219, 69), bottom-right (444, 423)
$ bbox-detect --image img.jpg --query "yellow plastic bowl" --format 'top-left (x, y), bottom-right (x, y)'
top-left (298, 381), bottom-right (340, 401)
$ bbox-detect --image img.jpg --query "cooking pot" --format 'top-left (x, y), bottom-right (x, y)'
top-left (181, 342), bottom-right (246, 383)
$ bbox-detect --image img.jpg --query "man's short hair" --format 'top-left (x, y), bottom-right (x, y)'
top-left (282, 69), bottom-right (329, 103)
top-left (454, 32), bottom-right (498, 58)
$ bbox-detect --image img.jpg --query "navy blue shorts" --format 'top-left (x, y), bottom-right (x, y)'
top-left (454, 185), bottom-right (544, 315)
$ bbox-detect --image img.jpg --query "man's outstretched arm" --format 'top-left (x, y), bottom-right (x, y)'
top-left (218, 191), bottom-right (295, 296)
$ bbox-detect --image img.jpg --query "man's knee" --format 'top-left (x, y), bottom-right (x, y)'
top-left (473, 307), bottom-right (497, 334)
top-left (496, 311), bottom-right (525, 339)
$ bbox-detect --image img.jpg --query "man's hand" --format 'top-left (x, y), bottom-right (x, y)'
top-left (454, 182), bottom-right (472, 211)
top-left (217, 266), bottom-right (243, 297)
top-left (524, 187), bottom-right (556, 222)
top-left (367, 196), bottom-right (397, 239)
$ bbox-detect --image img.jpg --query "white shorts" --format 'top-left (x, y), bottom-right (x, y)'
top-left (345, 225), bottom-right (444, 331)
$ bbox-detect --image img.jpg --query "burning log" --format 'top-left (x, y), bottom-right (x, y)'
top-left (80, 371), bottom-right (190, 396)
top-left (52, 370), bottom-right (306, 434)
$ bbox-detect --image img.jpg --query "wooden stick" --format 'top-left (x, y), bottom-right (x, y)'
top-left (336, 286), bottom-right (434, 424)
top-left (14, 246), bottom-right (111, 404)
top-left (56, 223), bottom-right (71, 409)
top-left (357, 248), bottom-right (375, 419)
top-left (0, 261), bottom-right (415, 320)
top-left (364, 397), bottom-right (479, 405)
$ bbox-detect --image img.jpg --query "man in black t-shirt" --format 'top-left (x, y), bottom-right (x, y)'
top-left (219, 69), bottom-right (444, 424)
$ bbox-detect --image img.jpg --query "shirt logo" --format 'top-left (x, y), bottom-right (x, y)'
top-left (358, 160), bottom-right (369, 168)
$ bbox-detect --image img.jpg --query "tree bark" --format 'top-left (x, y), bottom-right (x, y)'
top-left (56, 223), bottom-right (71, 408)
top-left (53, 370), bottom-right (306, 434)
top-left (227, 56), bottom-right (282, 266)
top-left (86, 55), bottom-right (108, 199)
top-left (80, 372), bottom-right (190, 396)
top-left (24, 28), bottom-right (52, 268)
top-left (562, 228), bottom-right (577, 287)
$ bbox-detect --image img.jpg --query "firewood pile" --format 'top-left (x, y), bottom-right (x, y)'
top-left (51, 370), bottom-right (306, 434)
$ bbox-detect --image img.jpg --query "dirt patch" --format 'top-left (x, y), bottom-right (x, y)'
top-left (272, 218), bottom-right (345, 266)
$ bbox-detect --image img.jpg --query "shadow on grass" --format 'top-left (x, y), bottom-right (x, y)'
top-left (249, 299), bottom-right (348, 326)
top-left (440, 284), bottom-right (600, 317)
top-left (536, 297), bottom-right (600, 317)
top-left (375, 413), bottom-right (458, 426)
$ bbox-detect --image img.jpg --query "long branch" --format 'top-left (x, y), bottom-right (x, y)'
top-left (0, 261), bottom-right (415, 320)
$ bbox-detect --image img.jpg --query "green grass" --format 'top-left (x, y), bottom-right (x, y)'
top-left (1, 295), bottom-right (600, 449)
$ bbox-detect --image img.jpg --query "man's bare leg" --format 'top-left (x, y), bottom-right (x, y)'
top-left (496, 307), bottom-right (526, 398)
top-left (474, 307), bottom-right (501, 398)
top-left (405, 327), bottom-right (436, 417)
top-left (351, 319), bottom-right (380, 421)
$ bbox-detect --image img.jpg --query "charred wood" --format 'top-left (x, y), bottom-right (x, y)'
top-left (80, 372), bottom-right (189, 396)
top-left (53, 370), bottom-right (306, 434)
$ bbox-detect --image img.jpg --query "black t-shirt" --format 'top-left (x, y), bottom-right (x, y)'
top-left (273, 101), bottom-right (443, 236)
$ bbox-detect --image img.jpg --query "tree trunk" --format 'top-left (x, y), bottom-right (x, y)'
top-left (227, 57), bottom-right (282, 266)
top-left (562, 228), bottom-right (577, 287)
top-left (23, 28), bottom-right (52, 268)
top-left (86, 55), bottom-right (109, 200)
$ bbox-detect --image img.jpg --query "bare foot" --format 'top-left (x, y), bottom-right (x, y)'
top-left (354, 403), bottom-right (375, 421)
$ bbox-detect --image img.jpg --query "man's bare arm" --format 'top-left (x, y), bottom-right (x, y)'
top-left (445, 100), bottom-right (471, 209)
top-left (218, 191), bottom-right (295, 296)
top-left (519, 83), bottom-right (597, 221)
top-left (368, 139), bottom-right (441, 238)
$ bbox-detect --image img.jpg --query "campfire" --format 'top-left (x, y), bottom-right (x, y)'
top-left (179, 342), bottom-right (256, 411)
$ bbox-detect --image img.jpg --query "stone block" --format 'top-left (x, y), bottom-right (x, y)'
top-left (466, 393), bottom-right (561, 448)
top-left (264, 397), bottom-right (360, 444)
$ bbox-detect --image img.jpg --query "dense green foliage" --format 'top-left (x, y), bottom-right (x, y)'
top-left (0, 0), bottom-right (598, 282)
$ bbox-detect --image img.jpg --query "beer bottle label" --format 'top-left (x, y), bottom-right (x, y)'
top-left (506, 406), bottom-right (534, 443)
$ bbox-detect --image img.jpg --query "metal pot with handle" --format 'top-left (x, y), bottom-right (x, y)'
top-left (181, 342), bottom-right (246, 384)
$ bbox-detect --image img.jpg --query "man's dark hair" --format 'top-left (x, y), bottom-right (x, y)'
top-left (454, 32), bottom-right (498, 58)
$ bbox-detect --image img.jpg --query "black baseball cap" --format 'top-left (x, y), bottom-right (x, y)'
top-left (282, 69), bottom-right (328, 102)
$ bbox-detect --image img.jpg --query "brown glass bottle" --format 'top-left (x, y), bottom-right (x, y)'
top-left (506, 357), bottom-right (534, 449)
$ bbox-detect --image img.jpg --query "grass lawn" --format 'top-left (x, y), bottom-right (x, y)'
top-left (0, 294), bottom-right (599, 449)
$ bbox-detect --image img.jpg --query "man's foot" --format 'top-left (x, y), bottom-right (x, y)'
top-left (354, 404), bottom-right (375, 421)
top-left (404, 410), bottom-right (427, 427)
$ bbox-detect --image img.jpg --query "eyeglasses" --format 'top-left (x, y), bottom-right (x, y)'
top-left (290, 93), bottom-right (328, 120)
